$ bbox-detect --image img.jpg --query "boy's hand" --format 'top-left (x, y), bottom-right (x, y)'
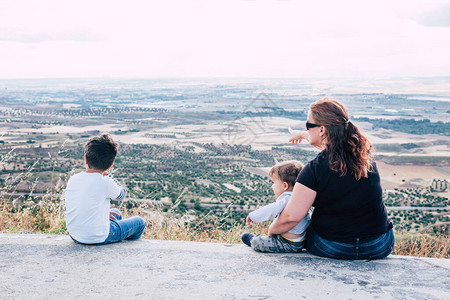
top-left (246, 215), bottom-right (253, 226)
top-left (110, 210), bottom-right (120, 220)
top-left (288, 128), bottom-right (310, 144)
top-left (109, 204), bottom-right (120, 220)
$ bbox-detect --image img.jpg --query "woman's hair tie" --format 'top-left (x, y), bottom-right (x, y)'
top-left (344, 119), bottom-right (351, 124)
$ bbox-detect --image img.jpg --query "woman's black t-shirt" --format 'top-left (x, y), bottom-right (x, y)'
top-left (296, 150), bottom-right (393, 242)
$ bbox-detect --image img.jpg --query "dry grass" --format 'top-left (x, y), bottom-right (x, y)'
top-left (393, 232), bottom-right (449, 258)
top-left (140, 209), bottom-right (268, 244)
top-left (0, 198), bottom-right (66, 234)
top-left (0, 196), bottom-right (266, 244)
top-left (1, 197), bottom-right (449, 258)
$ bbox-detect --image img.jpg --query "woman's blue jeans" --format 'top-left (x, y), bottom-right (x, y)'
top-left (73, 208), bottom-right (146, 245)
top-left (305, 226), bottom-right (395, 260)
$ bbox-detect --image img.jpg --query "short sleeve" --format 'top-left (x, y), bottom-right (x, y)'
top-left (296, 162), bottom-right (318, 192)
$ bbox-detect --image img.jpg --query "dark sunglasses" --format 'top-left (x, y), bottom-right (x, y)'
top-left (306, 122), bottom-right (322, 130)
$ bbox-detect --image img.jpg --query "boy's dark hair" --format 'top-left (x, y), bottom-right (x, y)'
top-left (85, 133), bottom-right (118, 171)
top-left (269, 161), bottom-right (303, 188)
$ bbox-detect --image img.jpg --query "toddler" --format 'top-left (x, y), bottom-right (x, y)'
top-left (241, 161), bottom-right (310, 252)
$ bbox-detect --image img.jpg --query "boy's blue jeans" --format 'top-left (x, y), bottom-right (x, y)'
top-left (72, 208), bottom-right (146, 245)
top-left (305, 226), bottom-right (395, 260)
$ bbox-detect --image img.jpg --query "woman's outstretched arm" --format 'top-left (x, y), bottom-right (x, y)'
top-left (268, 182), bottom-right (316, 235)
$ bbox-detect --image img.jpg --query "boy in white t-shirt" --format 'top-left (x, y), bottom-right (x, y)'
top-left (65, 133), bottom-right (145, 245)
top-left (241, 161), bottom-right (310, 252)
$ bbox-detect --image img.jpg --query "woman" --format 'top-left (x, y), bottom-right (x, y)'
top-left (268, 98), bottom-right (394, 260)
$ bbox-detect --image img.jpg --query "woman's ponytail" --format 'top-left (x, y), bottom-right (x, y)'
top-left (310, 98), bottom-right (374, 180)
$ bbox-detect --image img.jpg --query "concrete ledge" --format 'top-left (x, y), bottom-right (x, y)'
top-left (0, 234), bottom-right (449, 299)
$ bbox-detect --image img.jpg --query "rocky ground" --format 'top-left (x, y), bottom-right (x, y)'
top-left (0, 234), bottom-right (449, 299)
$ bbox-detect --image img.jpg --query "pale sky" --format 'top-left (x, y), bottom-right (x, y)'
top-left (0, 0), bottom-right (449, 78)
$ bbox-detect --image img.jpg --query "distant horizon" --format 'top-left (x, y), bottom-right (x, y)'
top-left (1, 75), bottom-right (450, 80)
top-left (1, 76), bottom-right (450, 101)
